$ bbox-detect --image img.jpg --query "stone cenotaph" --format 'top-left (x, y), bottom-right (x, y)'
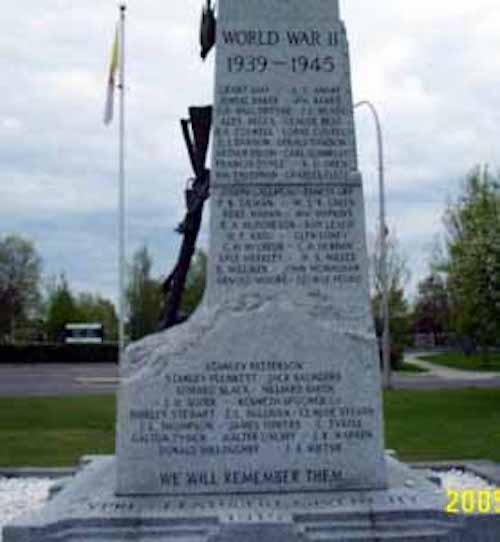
top-left (5, 1), bottom-right (496, 540)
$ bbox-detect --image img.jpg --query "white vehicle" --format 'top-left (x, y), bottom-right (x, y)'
top-left (64, 323), bottom-right (104, 344)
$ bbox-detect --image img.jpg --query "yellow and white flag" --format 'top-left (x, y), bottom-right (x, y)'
top-left (103, 26), bottom-right (119, 125)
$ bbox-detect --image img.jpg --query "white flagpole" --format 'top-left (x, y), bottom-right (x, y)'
top-left (118, 3), bottom-right (126, 362)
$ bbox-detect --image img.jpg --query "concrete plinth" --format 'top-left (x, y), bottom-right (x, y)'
top-left (5, 455), bottom-right (498, 541)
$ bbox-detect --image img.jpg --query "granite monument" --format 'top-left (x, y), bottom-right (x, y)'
top-left (117, 0), bottom-right (386, 496)
top-left (4, 1), bottom-right (498, 540)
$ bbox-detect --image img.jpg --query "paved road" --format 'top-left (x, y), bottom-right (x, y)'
top-left (0, 355), bottom-right (499, 396)
top-left (391, 354), bottom-right (500, 390)
top-left (0, 363), bottom-right (119, 397)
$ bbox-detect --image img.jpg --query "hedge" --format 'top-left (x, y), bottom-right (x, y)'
top-left (0, 344), bottom-right (119, 364)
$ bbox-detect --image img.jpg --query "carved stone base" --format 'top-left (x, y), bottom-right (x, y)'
top-left (5, 455), bottom-right (498, 541)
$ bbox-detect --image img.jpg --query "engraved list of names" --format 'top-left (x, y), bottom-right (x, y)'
top-left (208, 11), bottom-right (368, 306)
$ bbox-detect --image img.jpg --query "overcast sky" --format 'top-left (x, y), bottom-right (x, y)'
top-left (1, 0), bottom-right (499, 304)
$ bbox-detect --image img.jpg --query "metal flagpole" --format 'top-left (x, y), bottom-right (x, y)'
top-left (354, 101), bottom-right (391, 389)
top-left (118, 3), bottom-right (127, 363)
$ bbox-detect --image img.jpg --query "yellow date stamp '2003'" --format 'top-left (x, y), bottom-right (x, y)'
top-left (446, 490), bottom-right (500, 515)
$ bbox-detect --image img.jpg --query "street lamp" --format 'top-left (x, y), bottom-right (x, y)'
top-left (354, 101), bottom-right (391, 389)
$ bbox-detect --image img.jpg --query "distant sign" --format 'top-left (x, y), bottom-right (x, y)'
top-left (65, 323), bottom-right (103, 344)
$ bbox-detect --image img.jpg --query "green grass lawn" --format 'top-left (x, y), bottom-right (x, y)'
top-left (384, 389), bottom-right (500, 462)
top-left (395, 362), bottom-right (429, 374)
top-left (0, 395), bottom-right (115, 467)
top-left (419, 352), bottom-right (500, 372)
top-left (0, 390), bottom-right (499, 466)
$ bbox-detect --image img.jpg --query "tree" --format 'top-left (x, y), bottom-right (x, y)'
top-left (45, 274), bottom-right (79, 342)
top-left (76, 293), bottom-right (118, 341)
top-left (44, 275), bottom-right (119, 342)
top-left (370, 231), bottom-right (411, 369)
top-left (412, 273), bottom-right (451, 345)
top-left (126, 246), bottom-right (207, 342)
top-left (179, 249), bottom-right (207, 317)
top-left (370, 230), bottom-right (410, 299)
top-left (126, 246), bottom-right (162, 341)
top-left (0, 234), bottom-right (42, 343)
top-left (442, 167), bottom-right (500, 355)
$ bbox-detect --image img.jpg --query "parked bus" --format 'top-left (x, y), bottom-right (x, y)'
top-left (64, 323), bottom-right (104, 344)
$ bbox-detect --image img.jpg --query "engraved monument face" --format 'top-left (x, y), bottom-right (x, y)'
top-left (207, 0), bottom-right (363, 324)
top-left (116, 0), bottom-right (387, 496)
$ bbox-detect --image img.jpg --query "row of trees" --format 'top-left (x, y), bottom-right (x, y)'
top-left (0, 232), bottom-right (206, 345)
top-left (0, 235), bottom-right (120, 343)
top-left (0, 235), bottom-right (119, 343)
top-left (413, 167), bottom-right (499, 355)
top-left (378, 167), bottom-right (499, 366)
top-left (45, 276), bottom-right (118, 342)
top-left (1, 166), bottom-right (497, 354)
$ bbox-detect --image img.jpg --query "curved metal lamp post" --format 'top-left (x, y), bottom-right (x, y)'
top-left (354, 101), bottom-right (391, 389)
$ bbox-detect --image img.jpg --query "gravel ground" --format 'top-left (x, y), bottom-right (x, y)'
top-left (0, 471), bottom-right (496, 541)
top-left (436, 468), bottom-right (495, 490)
top-left (0, 478), bottom-right (54, 541)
